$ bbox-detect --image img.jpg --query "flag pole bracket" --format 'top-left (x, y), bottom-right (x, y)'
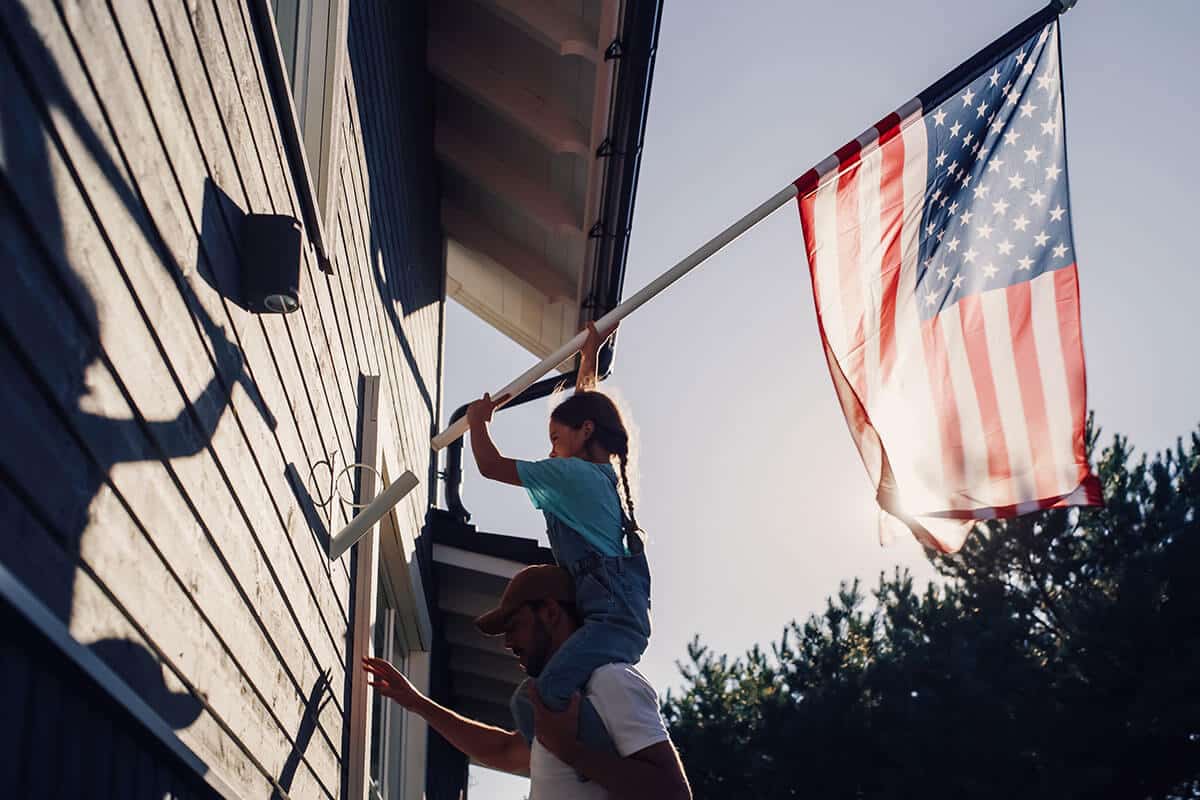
top-left (605, 39), bottom-right (623, 61)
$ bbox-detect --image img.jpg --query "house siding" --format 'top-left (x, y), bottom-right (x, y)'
top-left (0, 0), bottom-right (440, 796)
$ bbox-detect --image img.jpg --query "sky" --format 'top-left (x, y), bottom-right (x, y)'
top-left (451, 1), bottom-right (1200, 795)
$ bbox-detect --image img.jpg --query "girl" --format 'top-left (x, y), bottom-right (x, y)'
top-left (466, 322), bottom-right (652, 757)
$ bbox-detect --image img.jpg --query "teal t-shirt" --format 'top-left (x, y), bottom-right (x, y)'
top-left (515, 458), bottom-right (626, 557)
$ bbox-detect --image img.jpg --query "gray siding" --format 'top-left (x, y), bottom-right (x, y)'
top-left (0, 0), bottom-right (441, 796)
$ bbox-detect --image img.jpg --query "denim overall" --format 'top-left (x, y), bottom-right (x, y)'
top-left (510, 492), bottom-right (653, 756)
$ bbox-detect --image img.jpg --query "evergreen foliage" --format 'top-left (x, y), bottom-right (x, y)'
top-left (663, 418), bottom-right (1200, 798)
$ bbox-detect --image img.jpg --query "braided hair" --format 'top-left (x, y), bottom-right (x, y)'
top-left (550, 391), bottom-right (639, 534)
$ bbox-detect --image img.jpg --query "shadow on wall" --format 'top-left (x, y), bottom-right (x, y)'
top-left (0, 1), bottom-right (278, 743)
top-left (347, 0), bottom-right (442, 426)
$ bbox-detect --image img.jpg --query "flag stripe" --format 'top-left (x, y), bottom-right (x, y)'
top-left (1006, 279), bottom-right (1059, 500)
top-left (857, 142), bottom-right (885, 414)
top-left (1054, 264), bottom-right (1088, 479)
top-left (920, 314), bottom-right (965, 504)
top-left (955, 296), bottom-right (1012, 496)
top-left (836, 162), bottom-right (868, 405)
top-left (1029, 268), bottom-right (1078, 490)
top-left (981, 288), bottom-right (1037, 508)
top-left (877, 116), bottom-right (906, 385)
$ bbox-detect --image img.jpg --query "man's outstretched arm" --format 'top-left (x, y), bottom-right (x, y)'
top-left (362, 657), bottom-right (530, 775)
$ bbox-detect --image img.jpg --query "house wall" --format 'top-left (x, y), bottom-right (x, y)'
top-left (0, 0), bottom-right (441, 796)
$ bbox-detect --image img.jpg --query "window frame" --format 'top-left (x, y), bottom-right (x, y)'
top-left (249, 0), bottom-right (349, 272)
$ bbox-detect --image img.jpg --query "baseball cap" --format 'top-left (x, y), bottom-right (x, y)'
top-left (474, 564), bottom-right (574, 636)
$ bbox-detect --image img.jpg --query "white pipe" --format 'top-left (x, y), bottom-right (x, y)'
top-left (430, 181), bottom-right (801, 451)
top-left (328, 469), bottom-right (418, 560)
top-left (330, 181), bottom-right (800, 553)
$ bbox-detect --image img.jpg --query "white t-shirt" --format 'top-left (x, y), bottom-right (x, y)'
top-left (528, 663), bottom-right (670, 800)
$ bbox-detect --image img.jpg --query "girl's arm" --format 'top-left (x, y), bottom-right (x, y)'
top-left (575, 321), bottom-right (618, 393)
top-left (467, 394), bottom-right (521, 485)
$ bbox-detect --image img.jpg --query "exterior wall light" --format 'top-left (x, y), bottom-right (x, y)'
top-left (238, 214), bottom-right (303, 314)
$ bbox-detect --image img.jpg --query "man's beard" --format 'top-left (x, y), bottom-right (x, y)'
top-left (523, 620), bottom-right (553, 677)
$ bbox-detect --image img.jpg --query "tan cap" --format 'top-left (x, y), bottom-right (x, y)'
top-left (474, 564), bottom-right (574, 636)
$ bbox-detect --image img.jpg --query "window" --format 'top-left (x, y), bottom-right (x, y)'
top-left (369, 572), bottom-right (411, 799)
top-left (268, 0), bottom-right (347, 227)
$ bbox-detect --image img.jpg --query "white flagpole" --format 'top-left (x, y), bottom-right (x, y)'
top-left (329, 181), bottom-right (800, 556)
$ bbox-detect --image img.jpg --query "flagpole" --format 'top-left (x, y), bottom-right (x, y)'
top-left (429, 182), bottom-right (801, 451)
top-left (327, 182), bottom-right (799, 556)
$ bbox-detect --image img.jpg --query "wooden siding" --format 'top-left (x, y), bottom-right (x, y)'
top-left (0, 0), bottom-right (441, 797)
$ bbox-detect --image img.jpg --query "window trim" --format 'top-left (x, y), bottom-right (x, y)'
top-left (248, 0), bottom-right (350, 273)
top-left (347, 375), bottom-right (431, 800)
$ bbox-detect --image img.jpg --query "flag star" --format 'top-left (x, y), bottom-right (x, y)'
top-left (982, 262), bottom-right (999, 279)
top-left (935, 150), bottom-right (948, 167)
top-left (1013, 213), bottom-right (1031, 232)
top-left (1034, 230), bottom-right (1050, 246)
top-left (1001, 81), bottom-right (1013, 97)
top-left (976, 100), bottom-right (990, 118)
top-left (1053, 242), bottom-right (1069, 258)
top-left (963, 131), bottom-right (975, 147)
top-left (1045, 164), bottom-right (1062, 181)
top-left (960, 210), bottom-right (974, 226)
top-left (934, 108), bottom-right (947, 126)
top-left (1004, 130), bottom-right (1022, 146)
top-left (973, 183), bottom-right (990, 200)
top-left (948, 201), bottom-right (959, 216)
top-left (963, 247), bottom-right (979, 264)
top-left (997, 239), bottom-right (1015, 255)
top-left (1037, 73), bottom-right (1055, 92)
top-left (1017, 255), bottom-right (1034, 271)
top-left (952, 274), bottom-right (965, 290)
top-left (947, 236), bottom-right (961, 252)
top-left (990, 116), bottom-right (1005, 135)
top-left (988, 68), bottom-right (1002, 86)
top-left (926, 221), bottom-right (937, 236)
top-left (949, 120), bottom-right (962, 138)
top-left (978, 145), bottom-right (990, 159)
top-left (932, 187), bottom-right (942, 201)
top-left (971, 141), bottom-right (981, 156)
top-left (962, 87), bottom-right (976, 107)
top-left (1050, 204), bottom-right (1066, 221)
top-left (937, 264), bottom-right (949, 280)
top-left (937, 229), bottom-right (945, 241)
top-left (1024, 145), bottom-right (1043, 163)
top-left (924, 290), bottom-right (938, 307)
top-left (977, 222), bottom-right (994, 239)
top-left (1006, 90), bottom-right (1020, 107)
top-left (1019, 101), bottom-right (1038, 119)
top-left (1015, 50), bottom-right (1027, 64)
top-left (1028, 189), bottom-right (1046, 207)
top-left (1023, 58), bottom-right (1037, 76)
top-left (1008, 172), bottom-right (1027, 190)
top-left (1041, 118), bottom-right (1059, 136)
top-left (948, 160), bottom-right (959, 175)
top-left (1038, 26), bottom-right (1050, 45)
top-left (987, 157), bottom-right (1005, 174)
top-left (960, 172), bottom-right (973, 188)
top-left (992, 198), bottom-right (1010, 216)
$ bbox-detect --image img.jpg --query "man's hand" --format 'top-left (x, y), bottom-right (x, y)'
top-left (362, 657), bottom-right (422, 710)
top-left (529, 682), bottom-right (583, 765)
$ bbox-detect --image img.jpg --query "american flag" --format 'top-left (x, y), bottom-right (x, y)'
top-left (795, 11), bottom-right (1100, 553)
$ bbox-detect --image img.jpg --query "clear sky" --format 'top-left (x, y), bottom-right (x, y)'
top-left (451, 1), bottom-right (1200, 795)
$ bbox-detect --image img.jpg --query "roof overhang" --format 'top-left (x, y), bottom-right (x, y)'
top-left (429, 0), bottom-right (662, 363)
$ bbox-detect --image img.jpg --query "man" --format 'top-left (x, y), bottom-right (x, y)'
top-left (362, 565), bottom-right (692, 799)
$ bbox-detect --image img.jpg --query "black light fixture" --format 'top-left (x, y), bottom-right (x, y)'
top-left (238, 214), bottom-right (303, 314)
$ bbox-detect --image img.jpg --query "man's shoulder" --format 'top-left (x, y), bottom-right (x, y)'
top-left (586, 663), bottom-right (660, 708)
